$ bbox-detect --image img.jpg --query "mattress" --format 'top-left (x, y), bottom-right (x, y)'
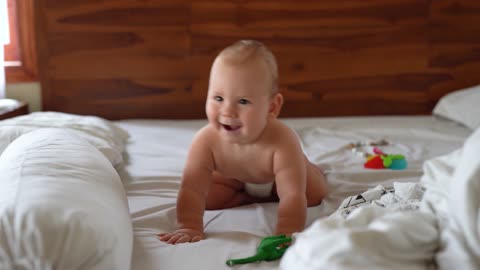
top-left (115, 115), bottom-right (471, 270)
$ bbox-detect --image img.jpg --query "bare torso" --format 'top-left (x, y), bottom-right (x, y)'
top-left (206, 119), bottom-right (327, 205)
top-left (212, 140), bottom-right (276, 183)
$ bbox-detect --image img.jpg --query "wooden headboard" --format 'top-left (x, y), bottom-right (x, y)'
top-left (35, 0), bottom-right (480, 120)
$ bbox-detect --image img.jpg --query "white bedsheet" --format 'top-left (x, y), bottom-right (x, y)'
top-left (115, 116), bottom-right (471, 270)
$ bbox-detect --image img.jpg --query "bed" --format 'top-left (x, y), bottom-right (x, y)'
top-left (116, 114), bottom-right (476, 270)
top-left (1, 0), bottom-right (480, 269)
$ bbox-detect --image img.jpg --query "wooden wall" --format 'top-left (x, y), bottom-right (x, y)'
top-left (35, 0), bottom-right (480, 119)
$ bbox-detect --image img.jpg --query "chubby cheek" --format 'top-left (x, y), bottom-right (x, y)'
top-left (244, 110), bottom-right (267, 131)
top-left (205, 102), bottom-right (218, 122)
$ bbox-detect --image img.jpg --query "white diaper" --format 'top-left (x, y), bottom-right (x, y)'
top-left (244, 182), bottom-right (274, 198)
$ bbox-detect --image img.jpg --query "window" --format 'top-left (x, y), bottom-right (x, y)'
top-left (4, 0), bottom-right (37, 83)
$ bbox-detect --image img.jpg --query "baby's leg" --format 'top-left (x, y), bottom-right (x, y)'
top-left (206, 172), bottom-right (276, 210)
top-left (305, 157), bottom-right (328, 207)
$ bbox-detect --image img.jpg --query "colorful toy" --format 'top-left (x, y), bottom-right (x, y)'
top-left (346, 140), bottom-right (407, 170)
top-left (364, 147), bottom-right (407, 170)
top-left (226, 234), bottom-right (292, 266)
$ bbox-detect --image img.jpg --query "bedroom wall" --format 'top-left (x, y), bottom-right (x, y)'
top-left (34, 0), bottom-right (480, 119)
top-left (6, 82), bottom-right (42, 112)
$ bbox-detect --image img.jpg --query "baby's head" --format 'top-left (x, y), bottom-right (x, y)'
top-left (206, 40), bottom-right (284, 143)
top-left (211, 40), bottom-right (279, 96)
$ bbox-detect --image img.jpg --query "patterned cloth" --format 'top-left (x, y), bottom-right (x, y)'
top-left (332, 182), bottom-right (425, 219)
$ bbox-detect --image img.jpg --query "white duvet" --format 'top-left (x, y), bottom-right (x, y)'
top-left (281, 128), bottom-right (480, 270)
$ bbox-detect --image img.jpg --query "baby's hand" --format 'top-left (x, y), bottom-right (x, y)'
top-left (157, 229), bottom-right (204, 244)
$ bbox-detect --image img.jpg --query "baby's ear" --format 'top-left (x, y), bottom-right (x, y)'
top-left (269, 93), bottom-right (284, 118)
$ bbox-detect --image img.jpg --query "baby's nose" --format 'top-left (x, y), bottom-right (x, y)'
top-left (222, 103), bottom-right (237, 117)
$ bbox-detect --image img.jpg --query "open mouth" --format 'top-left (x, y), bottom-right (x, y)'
top-left (221, 124), bottom-right (241, 131)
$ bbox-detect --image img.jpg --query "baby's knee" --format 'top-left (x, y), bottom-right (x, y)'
top-left (205, 199), bottom-right (219, 210)
top-left (306, 183), bottom-right (328, 207)
top-left (306, 196), bottom-right (323, 207)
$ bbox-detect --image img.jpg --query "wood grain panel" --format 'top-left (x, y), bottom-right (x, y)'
top-left (428, 0), bottom-right (480, 98)
top-left (35, 0), bottom-right (480, 119)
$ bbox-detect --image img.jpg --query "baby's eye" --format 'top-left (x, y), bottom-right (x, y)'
top-left (239, 99), bottom-right (250, 105)
top-left (214, 96), bottom-right (223, 102)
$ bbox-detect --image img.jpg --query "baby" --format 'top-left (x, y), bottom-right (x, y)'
top-left (159, 40), bottom-right (327, 244)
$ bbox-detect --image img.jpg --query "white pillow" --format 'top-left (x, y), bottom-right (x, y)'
top-left (0, 111), bottom-right (129, 166)
top-left (433, 85), bottom-right (480, 130)
top-left (0, 128), bottom-right (133, 270)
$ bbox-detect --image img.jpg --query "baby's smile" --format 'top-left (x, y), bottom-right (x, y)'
top-left (221, 124), bottom-right (242, 131)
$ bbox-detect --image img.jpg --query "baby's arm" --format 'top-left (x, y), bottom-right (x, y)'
top-left (273, 140), bottom-right (307, 235)
top-left (158, 130), bottom-right (214, 244)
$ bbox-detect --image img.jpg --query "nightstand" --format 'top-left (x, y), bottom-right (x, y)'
top-left (0, 99), bottom-right (29, 120)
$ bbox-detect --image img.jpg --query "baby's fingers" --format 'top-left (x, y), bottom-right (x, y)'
top-left (167, 232), bottom-right (194, 244)
top-left (191, 235), bottom-right (202, 242)
top-left (172, 234), bottom-right (193, 244)
top-left (158, 232), bottom-right (192, 244)
top-left (157, 233), bottom-right (173, 242)
top-left (158, 231), bottom-right (203, 244)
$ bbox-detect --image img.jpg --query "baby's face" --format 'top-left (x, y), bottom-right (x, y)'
top-left (206, 58), bottom-right (273, 144)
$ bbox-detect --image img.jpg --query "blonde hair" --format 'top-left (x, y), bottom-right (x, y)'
top-left (215, 40), bottom-right (279, 95)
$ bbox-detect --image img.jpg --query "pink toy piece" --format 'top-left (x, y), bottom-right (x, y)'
top-left (373, 147), bottom-right (384, 155)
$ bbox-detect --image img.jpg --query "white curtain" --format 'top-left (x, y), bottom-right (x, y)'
top-left (0, 0), bottom-right (9, 98)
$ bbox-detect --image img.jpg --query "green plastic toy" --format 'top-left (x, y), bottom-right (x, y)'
top-left (226, 234), bottom-right (292, 266)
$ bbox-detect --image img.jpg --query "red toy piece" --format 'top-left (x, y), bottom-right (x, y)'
top-left (364, 155), bottom-right (385, 169)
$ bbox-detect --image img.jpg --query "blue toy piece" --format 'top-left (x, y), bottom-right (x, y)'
top-left (389, 157), bottom-right (408, 170)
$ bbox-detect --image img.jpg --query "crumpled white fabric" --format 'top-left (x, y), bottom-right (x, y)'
top-left (281, 128), bottom-right (480, 270)
top-left (421, 127), bottom-right (480, 269)
top-left (281, 182), bottom-right (436, 270)
top-left (281, 206), bottom-right (438, 270)
top-left (0, 111), bottom-right (129, 166)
